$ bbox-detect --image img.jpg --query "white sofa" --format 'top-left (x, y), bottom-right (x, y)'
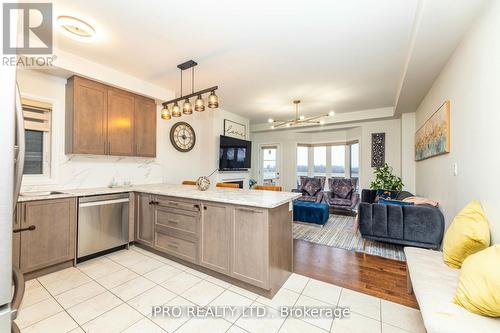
top-left (404, 247), bottom-right (500, 333)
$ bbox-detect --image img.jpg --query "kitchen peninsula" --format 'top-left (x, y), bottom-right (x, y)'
top-left (16, 184), bottom-right (301, 298)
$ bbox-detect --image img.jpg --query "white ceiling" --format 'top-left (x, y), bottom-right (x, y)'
top-left (47, 0), bottom-right (485, 124)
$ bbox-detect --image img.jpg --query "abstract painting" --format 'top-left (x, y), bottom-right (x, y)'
top-left (415, 100), bottom-right (450, 161)
top-left (371, 133), bottom-right (385, 167)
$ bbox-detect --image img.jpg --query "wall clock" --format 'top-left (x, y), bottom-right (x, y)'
top-left (170, 122), bottom-right (196, 152)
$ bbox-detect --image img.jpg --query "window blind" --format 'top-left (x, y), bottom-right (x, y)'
top-left (21, 98), bottom-right (51, 132)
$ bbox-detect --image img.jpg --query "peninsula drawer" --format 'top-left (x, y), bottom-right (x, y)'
top-left (156, 206), bottom-right (198, 236)
top-left (155, 231), bottom-right (197, 263)
top-left (156, 197), bottom-right (201, 212)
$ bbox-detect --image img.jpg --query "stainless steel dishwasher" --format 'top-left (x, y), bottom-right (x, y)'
top-left (78, 193), bottom-right (129, 259)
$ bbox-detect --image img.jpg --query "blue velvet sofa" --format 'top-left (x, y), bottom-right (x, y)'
top-left (358, 189), bottom-right (445, 249)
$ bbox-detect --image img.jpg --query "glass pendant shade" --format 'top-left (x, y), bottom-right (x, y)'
top-left (183, 98), bottom-right (192, 115)
top-left (161, 105), bottom-right (171, 120)
top-left (195, 95), bottom-right (205, 112)
top-left (208, 91), bottom-right (219, 109)
top-left (172, 102), bottom-right (182, 117)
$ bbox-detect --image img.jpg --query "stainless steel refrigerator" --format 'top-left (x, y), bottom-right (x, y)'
top-left (0, 71), bottom-right (25, 332)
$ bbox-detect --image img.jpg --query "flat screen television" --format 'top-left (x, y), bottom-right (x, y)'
top-left (219, 135), bottom-right (252, 171)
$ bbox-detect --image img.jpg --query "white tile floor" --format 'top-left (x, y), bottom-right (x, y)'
top-left (15, 246), bottom-right (426, 333)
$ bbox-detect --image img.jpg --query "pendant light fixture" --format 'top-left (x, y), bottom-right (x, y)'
top-left (171, 102), bottom-right (181, 117)
top-left (161, 60), bottom-right (218, 120)
top-left (161, 105), bottom-right (171, 120)
top-left (270, 100), bottom-right (335, 129)
top-left (195, 95), bottom-right (205, 112)
top-left (183, 98), bottom-right (192, 114)
top-left (208, 91), bottom-right (219, 109)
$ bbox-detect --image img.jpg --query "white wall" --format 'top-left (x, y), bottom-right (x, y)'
top-left (18, 69), bottom-right (249, 191)
top-left (251, 118), bottom-right (402, 192)
top-left (401, 113), bottom-right (416, 193)
top-left (415, 1), bottom-right (500, 244)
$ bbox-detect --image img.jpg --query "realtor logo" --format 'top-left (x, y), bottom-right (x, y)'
top-left (3, 3), bottom-right (53, 54)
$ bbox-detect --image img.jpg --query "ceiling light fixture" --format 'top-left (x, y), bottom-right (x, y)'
top-left (57, 16), bottom-right (96, 42)
top-left (270, 100), bottom-right (334, 129)
top-left (162, 60), bottom-right (218, 120)
top-left (161, 105), bottom-right (171, 120)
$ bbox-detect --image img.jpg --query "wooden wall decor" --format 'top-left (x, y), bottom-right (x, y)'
top-left (371, 132), bottom-right (385, 167)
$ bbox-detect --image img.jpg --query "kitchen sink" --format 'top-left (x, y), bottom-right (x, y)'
top-left (19, 191), bottom-right (67, 197)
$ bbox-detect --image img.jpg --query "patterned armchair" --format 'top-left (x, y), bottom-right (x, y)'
top-left (322, 178), bottom-right (359, 212)
top-left (292, 176), bottom-right (326, 203)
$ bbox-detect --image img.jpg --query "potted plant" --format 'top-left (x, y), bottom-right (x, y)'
top-left (370, 163), bottom-right (403, 199)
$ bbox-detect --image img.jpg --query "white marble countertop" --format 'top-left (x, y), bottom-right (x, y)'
top-left (18, 183), bottom-right (301, 209)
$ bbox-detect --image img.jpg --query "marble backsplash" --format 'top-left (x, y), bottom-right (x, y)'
top-left (21, 154), bottom-right (165, 192)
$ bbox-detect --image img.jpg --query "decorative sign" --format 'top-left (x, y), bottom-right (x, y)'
top-left (371, 133), bottom-right (385, 168)
top-left (415, 100), bottom-right (450, 161)
top-left (224, 119), bottom-right (246, 139)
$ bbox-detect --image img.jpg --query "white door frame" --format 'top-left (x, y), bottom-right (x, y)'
top-left (258, 143), bottom-right (282, 185)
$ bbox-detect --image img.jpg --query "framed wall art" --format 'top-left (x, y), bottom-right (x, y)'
top-left (415, 100), bottom-right (450, 161)
top-left (223, 119), bottom-right (247, 140)
top-left (371, 132), bottom-right (385, 167)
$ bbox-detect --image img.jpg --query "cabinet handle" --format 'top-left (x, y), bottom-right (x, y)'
top-left (168, 220), bottom-right (179, 224)
top-left (203, 206), bottom-right (207, 210)
top-left (13, 225), bottom-right (36, 233)
top-left (108, 142), bottom-right (111, 154)
top-left (238, 208), bottom-right (256, 213)
top-left (167, 244), bottom-right (178, 249)
top-left (193, 204), bottom-right (200, 211)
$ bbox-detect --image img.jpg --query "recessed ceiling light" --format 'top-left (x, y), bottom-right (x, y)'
top-left (328, 110), bottom-right (335, 117)
top-left (268, 118), bottom-right (274, 123)
top-left (319, 120), bottom-right (325, 125)
top-left (57, 16), bottom-right (96, 42)
top-left (299, 115), bottom-right (305, 120)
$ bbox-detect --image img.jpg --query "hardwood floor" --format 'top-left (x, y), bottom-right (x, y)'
top-left (293, 239), bottom-right (418, 309)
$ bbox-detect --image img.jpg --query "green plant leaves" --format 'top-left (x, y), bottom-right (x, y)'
top-left (369, 163), bottom-right (403, 191)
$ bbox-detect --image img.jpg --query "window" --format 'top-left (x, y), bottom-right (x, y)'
top-left (296, 142), bottom-right (359, 188)
top-left (331, 145), bottom-right (345, 177)
top-left (22, 98), bottom-right (52, 177)
top-left (296, 146), bottom-right (308, 181)
top-left (313, 146), bottom-right (327, 177)
top-left (350, 143), bottom-right (359, 178)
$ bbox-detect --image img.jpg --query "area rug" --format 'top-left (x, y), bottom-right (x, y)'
top-left (293, 214), bottom-right (406, 261)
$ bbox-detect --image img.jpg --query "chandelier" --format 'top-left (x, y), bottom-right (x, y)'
top-left (268, 100), bottom-right (335, 129)
top-left (161, 60), bottom-right (219, 120)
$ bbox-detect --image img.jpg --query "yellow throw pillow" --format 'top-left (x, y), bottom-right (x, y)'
top-left (443, 200), bottom-right (490, 268)
top-left (453, 245), bottom-right (500, 317)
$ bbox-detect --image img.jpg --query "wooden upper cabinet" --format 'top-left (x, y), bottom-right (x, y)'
top-left (134, 96), bottom-right (157, 157)
top-left (65, 75), bottom-right (157, 157)
top-left (107, 89), bottom-right (135, 156)
top-left (66, 76), bottom-right (107, 154)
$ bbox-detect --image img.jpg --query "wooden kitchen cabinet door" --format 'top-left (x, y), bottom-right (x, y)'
top-left (20, 198), bottom-right (76, 273)
top-left (231, 206), bottom-right (269, 289)
top-left (199, 203), bottom-right (231, 275)
top-left (107, 89), bottom-right (135, 156)
top-left (134, 96), bottom-right (157, 157)
top-left (136, 193), bottom-right (154, 246)
top-left (66, 76), bottom-right (108, 154)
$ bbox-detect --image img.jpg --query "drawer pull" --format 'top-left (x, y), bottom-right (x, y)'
top-left (168, 220), bottom-right (179, 225)
top-left (13, 225), bottom-right (36, 233)
top-left (238, 208), bottom-right (256, 213)
top-left (167, 244), bottom-right (178, 249)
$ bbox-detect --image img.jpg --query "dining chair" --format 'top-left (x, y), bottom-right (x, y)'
top-left (253, 185), bottom-right (282, 191)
